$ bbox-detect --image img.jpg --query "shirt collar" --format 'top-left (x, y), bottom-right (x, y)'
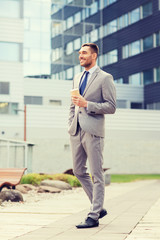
top-left (86, 65), bottom-right (98, 75)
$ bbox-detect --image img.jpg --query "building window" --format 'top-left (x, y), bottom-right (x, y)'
top-left (90, 29), bottom-right (98, 42)
top-left (156, 66), bottom-right (160, 82)
top-left (123, 13), bottom-right (129, 27)
top-left (0, 42), bottom-right (21, 62)
top-left (49, 100), bottom-right (62, 106)
top-left (131, 102), bottom-right (143, 109)
top-left (104, 49), bottom-right (118, 65)
top-left (130, 40), bottom-right (141, 56)
top-left (129, 73), bottom-right (142, 85)
top-left (0, 102), bottom-right (18, 115)
top-left (0, 82), bottom-right (9, 94)
top-left (142, 2), bottom-right (152, 18)
top-left (66, 42), bottom-right (73, 55)
top-left (114, 78), bottom-right (124, 84)
top-left (90, 1), bottom-right (98, 15)
top-left (66, 67), bottom-right (73, 80)
top-left (74, 38), bottom-right (81, 50)
top-left (156, 31), bottom-right (160, 47)
top-left (24, 96), bottom-right (43, 105)
top-left (143, 35), bottom-right (153, 51)
top-left (123, 45), bottom-right (129, 59)
top-left (66, 16), bottom-right (74, 29)
top-left (108, 20), bottom-right (117, 34)
top-left (130, 8), bottom-right (140, 24)
top-left (74, 11), bottom-right (81, 24)
top-left (116, 100), bottom-right (127, 108)
top-left (0, 0), bottom-right (21, 18)
top-left (143, 69), bottom-right (154, 85)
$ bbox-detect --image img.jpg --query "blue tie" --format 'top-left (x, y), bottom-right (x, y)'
top-left (79, 71), bottom-right (89, 95)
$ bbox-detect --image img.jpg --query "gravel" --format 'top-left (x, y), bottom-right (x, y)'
top-left (0, 187), bottom-right (83, 208)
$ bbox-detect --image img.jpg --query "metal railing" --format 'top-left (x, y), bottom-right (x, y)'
top-left (0, 138), bottom-right (35, 173)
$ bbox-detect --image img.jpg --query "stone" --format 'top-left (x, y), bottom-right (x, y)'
top-left (16, 184), bottom-right (37, 194)
top-left (37, 185), bottom-right (61, 193)
top-left (41, 180), bottom-right (72, 190)
top-left (0, 190), bottom-right (23, 202)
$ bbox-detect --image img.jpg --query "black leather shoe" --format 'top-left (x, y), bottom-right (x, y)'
top-left (76, 217), bottom-right (99, 229)
top-left (99, 209), bottom-right (107, 219)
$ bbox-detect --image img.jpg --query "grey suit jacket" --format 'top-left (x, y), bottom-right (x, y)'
top-left (68, 66), bottom-right (116, 137)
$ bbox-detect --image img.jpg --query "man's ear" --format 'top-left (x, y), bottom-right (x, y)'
top-left (92, 52), bottom-right (97, 60)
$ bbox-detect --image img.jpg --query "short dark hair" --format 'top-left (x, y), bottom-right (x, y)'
top-left (81, 43), bottom-right (99, 56)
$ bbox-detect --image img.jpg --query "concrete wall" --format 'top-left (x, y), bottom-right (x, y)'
top-left (0, 107), bottom-right (160, 174)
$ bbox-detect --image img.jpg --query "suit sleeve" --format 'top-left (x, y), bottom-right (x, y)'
top-left (87, 74), bottom-right (116, 115)
top-left (68, 77), bottom-right (76, 126)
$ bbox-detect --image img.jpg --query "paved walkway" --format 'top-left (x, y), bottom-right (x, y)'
top-left (0, 180), bottom-right (160, 240)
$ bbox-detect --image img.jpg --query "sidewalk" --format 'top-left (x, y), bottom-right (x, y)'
top-left (0, 180), bottom-right (160, 240)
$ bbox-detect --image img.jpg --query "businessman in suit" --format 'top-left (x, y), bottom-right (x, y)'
top-left (68, 43), bottom-right (116, 228)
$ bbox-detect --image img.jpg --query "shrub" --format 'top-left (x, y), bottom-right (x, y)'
top-left (20, 173), bottom-right (81, 187)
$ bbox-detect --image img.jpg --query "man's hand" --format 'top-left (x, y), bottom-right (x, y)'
top-left (72, 95), bottom-right (88, 108)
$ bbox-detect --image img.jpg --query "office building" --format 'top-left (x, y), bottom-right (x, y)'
top-left (51, 0), bottom-right (160, 109)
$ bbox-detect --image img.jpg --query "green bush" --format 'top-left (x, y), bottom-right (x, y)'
top-left (20, 173), bottom-right (81, 187)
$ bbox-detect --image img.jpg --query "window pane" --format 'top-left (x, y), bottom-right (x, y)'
top-left (66, 42), bottom-right (73, 55)
top-left (0, 0), bottom-right (20, 18)
top-left (130, 8), bottom-right (140, 24)
top-left (156, 32), bottom-right (160, 47)
top-left (90, 29), bottom-right (98, 42)
top-left (90, 1), bottom-right (98, 15)
top-left (130, 40), bottom-right (141, 56)
top-left (116, 100), bottom-right (127, 108)
top-left (24, 96), bottom-right (42, 105)
top-left (0, 82), bottom-right (9, 94)
top-left (108, 0), bottom-right (117, 5)
top-left (124, 13), bottom-right (129, 27)
top-left (108, 50), bottom-right (118, 64)
top-left (74, 11), bottom-right (81, 24)
top-left (114, 78), bottom-right (124, 84)
top-left (74, 38), bottom-right (81, 50)
top-left (123, 45), bottom-right (129, 58)
top-left (0, 103), bottom-right (9, 114)
top-left (129, 73), bottom-right (141, 85)
top-left (143, 35), bottom-right (153, 51)
top-left (0, 42), bottom-right (20, 61)
top-left (156, 66), bottom-right (160, 82)
top-left (108, 20), bottom-right (117, 34)
top-left (143, 69), bottom-right (153, 85)
top-left (143, 2), bottom-right (152, 18)
top-left (10, 103), bottom-right (18, 115)
top-left (118, 16), bottom-right (123, 29)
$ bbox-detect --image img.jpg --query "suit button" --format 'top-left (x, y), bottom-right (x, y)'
top-left (79, 111), bottom-right (82, 114)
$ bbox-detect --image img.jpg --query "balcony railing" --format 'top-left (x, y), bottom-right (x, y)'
top-left (0, 138), bottom-right (35, 173)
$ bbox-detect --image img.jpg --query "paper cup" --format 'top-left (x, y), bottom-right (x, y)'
top-left (70, 88), bottom-right (80, 96)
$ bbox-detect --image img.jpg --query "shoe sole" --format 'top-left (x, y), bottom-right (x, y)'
top-left (76, 223), bottom-right (99, 229)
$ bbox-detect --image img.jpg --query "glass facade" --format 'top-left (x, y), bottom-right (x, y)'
top-left (51, 1), bottom-right (154, 80)
top-left (51, 0), bottom-right (102, 80)
top-left (23, 0), bottom-right (51, 78)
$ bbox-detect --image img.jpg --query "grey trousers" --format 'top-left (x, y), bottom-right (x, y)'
top-left (70, 125), bottom-right (105, 220)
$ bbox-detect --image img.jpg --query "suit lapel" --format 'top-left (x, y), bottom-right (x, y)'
top-left (75, 72), bottom-right (84, 88)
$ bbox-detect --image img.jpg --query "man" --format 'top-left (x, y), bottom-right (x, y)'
top-left (68, 43), bottom-right (116, 228)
